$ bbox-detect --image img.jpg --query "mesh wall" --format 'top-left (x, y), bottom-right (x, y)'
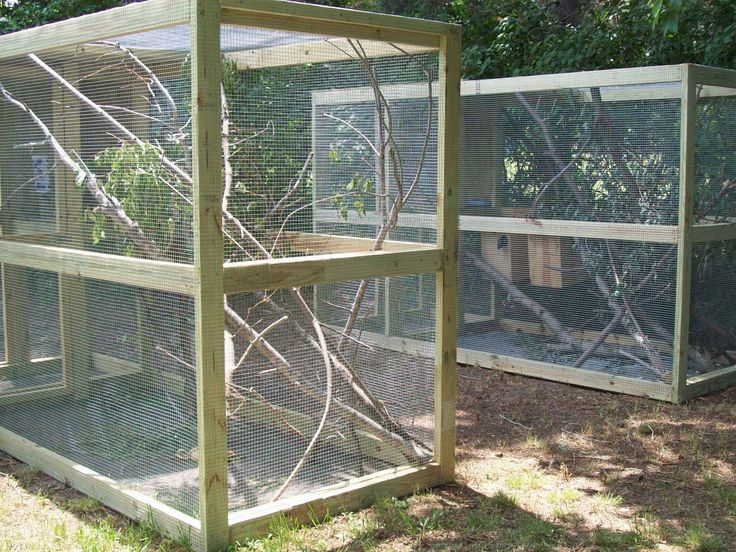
top-left (308, 64), bottom-right (438, 254)
top-left (0, 18), bottom-right (200, 521)
top-left (0, 41), bottom-right (193, 262)
top-left (457, 82), bottom-right (684, 388)
top-left (315, 76), bottom-right (684, 391)
top-left (688, 87), bottom-right (736, 375)
top-left (0, 275), bottom-right (199, 515)
top-left (220, 24), bottom-right (439, 514)
top-left (225, 275), bottom-right (434, 511)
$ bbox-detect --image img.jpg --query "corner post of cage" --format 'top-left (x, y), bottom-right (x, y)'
top-left (434, 24), bottom-right (461, 481)
top-left (191, 0), bottom-right (228, 548)
top-left (672, 64), bottom-right (697, 403)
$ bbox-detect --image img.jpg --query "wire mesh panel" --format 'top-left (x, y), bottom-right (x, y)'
top-left (0, 15), bottom-right (200, 523)
top-left (688, 84), bottom-right (736, 378)
top-left (449, 74), bottom-right (694, 398)
top-left (0, 277), bottom-right (199, 515)
top-left (307, 61), bottom-right (439, 254)
top-left (224, 275), bottom-right (435, 513)
top-left (219, 21), bottom-right (441, 517)
top-left (0, 39), bottom-right (193, 262)
top-left (689, 240), bottom-right (736, 375)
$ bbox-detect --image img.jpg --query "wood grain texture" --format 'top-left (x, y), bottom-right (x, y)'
top-left (0, 0), bottom-right (189, 61)
top-left (223, 248), bottom-right (443, 293)
top-left (434, 25), bottom-right (461, 482)
top-left (191, 0), bottom-right (228, 549)
top-left (671, 65), bottom-right (697, 404)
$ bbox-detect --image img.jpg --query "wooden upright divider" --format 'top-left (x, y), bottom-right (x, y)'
top-left (434, 25), bottom-right (460, 482)
top-left (191, 1), bottom-right (228, 550)
top-left (672, 64), bottom-right (697, 404)
top-left (54, 62), bottom-right (92, 400)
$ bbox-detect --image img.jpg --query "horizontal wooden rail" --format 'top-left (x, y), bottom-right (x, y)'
top-left (229, 463), bottom-right (443, 541)
top-left (692, 222), bottom-right (736, 242)
top-left (461, 215), bottom-right (678, 243)
top-left (314, 79), bottom-right (694, 106)
top-left (468, 65), bottom-right (683, 95)
top-left (230, 38), bottom-right (433, 70)
top-left (278, 230), bottom-right (434, 254)
top-left (313, 209), bottom-right (679, 243)
top-left (460, 348), bottom-right (673, 402)
top-left (691, 64), bottom-right (736, 89)
top-left (0, 240), bottom-right (195, 294)
top-left (0, 0), bottom-right (189, 61)
top-left (224, 247), bottom-right (443, 293)
top-left (0, 426), bottom-right (200, 539)
top-left (686, 364), bottom-right (736, 400)
top-left (222, 0), bottom-right (452, 47)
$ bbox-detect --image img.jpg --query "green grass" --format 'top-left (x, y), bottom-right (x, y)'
top-left (505, 468), bottom-right (542, 491)
top-left (71, 514), bottom-right (193, 552)
top-left (682, 524), bottom-right (726, 552)
top-left (504, 514), bottom-right (562, 552)
top-left (486, 491), bottom-right (520, 511)
top-left (590, 528), bottom-right (651, 551)
top-left (704, 470), bottom-right (736, 514)
top-left (591, 491), bottom-right (624, 513)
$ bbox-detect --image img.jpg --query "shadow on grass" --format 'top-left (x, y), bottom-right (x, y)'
top-left (0, 450), bottom-right (192, 551)
top-left (454, 363), bottom-right (736, 549)
top-left (238, 483), bottom-right (650, 552)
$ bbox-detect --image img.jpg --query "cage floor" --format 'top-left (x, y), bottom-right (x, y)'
top-left (0, 377), bottom-right (414, 518)
top-left (458, 329), bottom-right (677, 382)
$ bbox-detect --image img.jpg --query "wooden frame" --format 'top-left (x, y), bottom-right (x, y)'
top-left (675, 65), bottom-right (736, 401)
top-left (311, 63), bottom-right (736, 404)
top-left (0, 1), bottom-right (460, 550)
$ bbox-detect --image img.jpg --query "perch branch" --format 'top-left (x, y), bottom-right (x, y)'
top-left (271, 292), bottom-right (333, 501)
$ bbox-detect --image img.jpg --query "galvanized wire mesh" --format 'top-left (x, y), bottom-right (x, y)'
top-left (225, 275), bottom-right (435, 510)
top-left (314, 73), bottom-right (687, 394)
top-left (0, 19), bottom-right (200, 519)
top-left (688, 88), bottom-right (736, 375)
top-left (0, 13), bottom-right (442, 531)
top-left (220, 24), bottom-right (439, 514)
top-left (458, 82), bottom-right (684, 389)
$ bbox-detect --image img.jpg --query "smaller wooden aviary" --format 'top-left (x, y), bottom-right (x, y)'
top-left (313, 64), bottom-right (736, 403)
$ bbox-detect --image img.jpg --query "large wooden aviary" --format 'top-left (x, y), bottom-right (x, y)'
top-left (0, 1), bottom-right (460, 550)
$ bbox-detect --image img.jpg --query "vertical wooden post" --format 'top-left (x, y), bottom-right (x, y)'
top-left (54, 62), bottom-right (92, 400)
top-left (672, 64), bottom-right (697, 403)
top-left (0, 98), bottom-right (31, 378)
top-left (434, 26), bottom-right (460, 482)
top-left (191, 0), bottom-right (228, 549)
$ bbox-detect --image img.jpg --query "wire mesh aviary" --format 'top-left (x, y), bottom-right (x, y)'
top-left (0, 2), bottom-right (460, 549)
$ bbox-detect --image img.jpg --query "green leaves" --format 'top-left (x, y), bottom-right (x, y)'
top-left (330, 175), bottom-right (373, 220)
top-left (89, 142), bottom-right (191, 258)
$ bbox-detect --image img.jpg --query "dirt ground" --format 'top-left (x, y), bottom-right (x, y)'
top-left (1, 364), bottom-right (735, 551)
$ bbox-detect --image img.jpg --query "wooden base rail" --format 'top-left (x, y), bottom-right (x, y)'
top-left (347, 328), bottom-right (675, 402)
top-left (229, 463), bottom-right (444, 541)
top-left (685, 364), bottom-right (736, 400)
